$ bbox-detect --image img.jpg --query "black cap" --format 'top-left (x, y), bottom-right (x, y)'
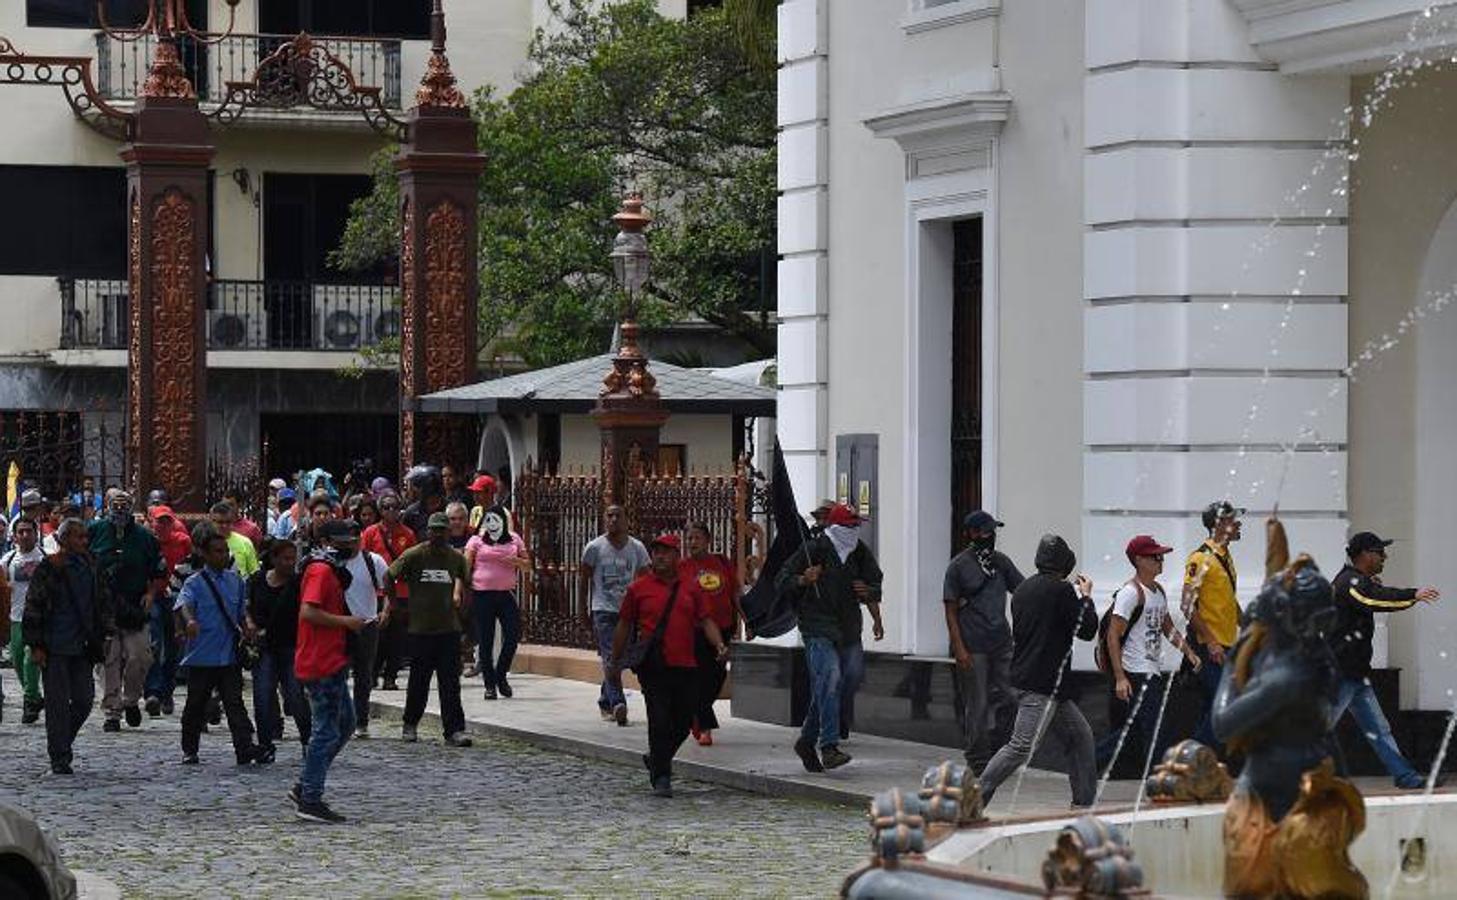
top-left (1201, 501), bottom-right (1244, 531)
top-left (1346, 531), bottom-right (1393, 559)
top-left (963, 510), bottom-right (1005, 532)
top-left (320, 520), bottom-right (359, 542)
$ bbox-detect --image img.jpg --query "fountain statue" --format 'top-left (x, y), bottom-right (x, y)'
top-left (1212, 555), bottom-right (1368, 899)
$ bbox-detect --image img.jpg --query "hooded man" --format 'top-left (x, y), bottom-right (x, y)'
top-left (88, 489), bottom-right (163, 732)
top-left (976, 534), bottom-right (1097, 809)
top-left (943, 510), bottom-right (1024, 772)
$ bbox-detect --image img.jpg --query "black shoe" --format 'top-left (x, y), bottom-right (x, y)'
top-left (296, 800), bottom-right (346, 824)
top-left (49, 761), bottom-right (73, 776)
top-left (497, 678), bottom-right (513, 699)
top-left (483, 685), bottom-right (498, 701)
top-left (820, 744), bottom-right (852, 770)
top-left (161, 698), bottom-right (174, 716)
top-left (207, 706), bottom-right (222, 726)
top-left (794, 737), bottom-right (824, 773)
top-left (180, 753), bottom-right (199, 766)
top-left (652, 775), bottom-right (673, 798)
top-left (103, 718), bottom-right (121, 733)
top-left (379, 680), bottom-right (398, 692)
top-left (254, 746), bottom-right (276, 765)
top-left (613, 702), bottom-right (629, 726)
top-left (445, 731), bottom-right (473, 748)
top-left (21, 699), bottom-right (40, 725)
top-left (287, 784), bottom-right (302, 808)
top-left (144, 696), bottom-right (161, 718)
top-left (124, 705), bottom-right (142, 728)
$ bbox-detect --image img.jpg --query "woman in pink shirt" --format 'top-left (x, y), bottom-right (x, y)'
top-left (464, 505), bottom-right (530, 699)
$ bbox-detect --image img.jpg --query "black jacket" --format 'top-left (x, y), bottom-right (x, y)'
top-left (1009, 535), bottom-right (1097, 698)
top-left (22, 552), bottom-right (115, 655)
top-left (776, 535), bottom-right (883, 645)
top-left (1329, 564), bottom-right (1418, 678)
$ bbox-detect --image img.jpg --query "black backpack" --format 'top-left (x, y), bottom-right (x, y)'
top-left (1094, 580), bottom-right (1150, 675)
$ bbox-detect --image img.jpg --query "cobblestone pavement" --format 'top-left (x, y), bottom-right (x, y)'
top-left (0, 675), bottom-right (867, 899)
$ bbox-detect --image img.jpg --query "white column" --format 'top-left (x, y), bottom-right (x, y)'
top-left (776, 0), bottom-right (829, 510)
top-left (1081, 0), bottom-right (1353, 631)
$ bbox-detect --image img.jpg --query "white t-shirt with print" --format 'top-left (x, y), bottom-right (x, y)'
top-left (343, 551), bottom-right (389, 621)
top-left (4, 546), bottom-right (45, 624)
top-left (1111, 580), bottom-right (1168, 676)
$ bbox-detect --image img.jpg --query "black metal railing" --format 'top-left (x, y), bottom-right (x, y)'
top-left (58, 278), bottom-right (401, 352)
top-left (94, 32), bottom-right (403, 109)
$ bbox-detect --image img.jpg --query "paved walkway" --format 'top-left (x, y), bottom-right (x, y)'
top-left (365, 672), bottom-right (1148, 816)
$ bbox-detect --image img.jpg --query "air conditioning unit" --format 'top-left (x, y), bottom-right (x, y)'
top-left (207, 293), bottom-right (268, 350)
top-left (313, 287), bottom-right (401, 350)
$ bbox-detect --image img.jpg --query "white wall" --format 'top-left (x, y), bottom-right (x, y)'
top-left (558, 412), bottom-right (736, 473)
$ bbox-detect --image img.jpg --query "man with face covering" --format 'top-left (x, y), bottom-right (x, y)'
top-left (335, 522), bottom-right (388, 739)
top-left (943, 510), bottom-right (1024, 772)
top-left (382, 512), bottom-right (472, 747)
top-left (88, 489), bottom-right (163, 732)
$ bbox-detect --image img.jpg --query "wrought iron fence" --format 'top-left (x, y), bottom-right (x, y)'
top-left (58, 278), bottom-right (401, 352)
top-left (95, 32), bottom-right (402, 109)
top-left (0, 413), bottom-right (124, 506)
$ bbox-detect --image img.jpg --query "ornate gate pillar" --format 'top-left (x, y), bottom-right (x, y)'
top-left (123, 42), bottom-right (213, 511)
top-left (397, 5), bottom-right (485, 474)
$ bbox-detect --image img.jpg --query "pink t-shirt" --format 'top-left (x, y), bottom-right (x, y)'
top-left (465, 533), bottom-right (526, 591)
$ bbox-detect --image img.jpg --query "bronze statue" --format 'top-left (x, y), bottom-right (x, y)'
top-left (1145, 739), bottom-right (1233, 804)
top-left (1211, 555), bottom-right (1368, 899)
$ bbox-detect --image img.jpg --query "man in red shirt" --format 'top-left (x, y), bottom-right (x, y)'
top-left (143, 505), bottom-right (192, 718)
top-left (680, 522), bottom-right (742, 747)
top-left (361, 492), bottom-right (415, 691)
top-left (609, 534), bottom-right (728, 798)
top-left (293, 520), bottom-right (367, 824)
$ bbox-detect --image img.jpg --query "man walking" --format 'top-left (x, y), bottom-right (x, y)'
top-left (2, 520), bottom-right (46, 724)
top-left (943, 510), bottom-right (1023, 772)
top-left (293, 520), bottom-right (368, 823)
top-left (579, 505), bottom-right (649, 726)
top-left (977, 534), bottom-right (1098, 808)
top-left (362, 492), bottom-right (414, 691)
top-left (336, 523), bottom-right (386, 739)
top-left (1329, 532), bottom-right (1440, 789)
top-left (144, 504), bottom-right (191, 718)
top-left (89, 490), bottom-right (162, 732)
top-left (384, 513), bottom-right (473, 748)
top-left (24, 519), bottom-right (112, 775)
top-left (209, 501), bottom-right (260, 579)
top-left (1094, 535), bottom-right (1201, 773)
top-left (1182, 501), bottom-right (1242, 754)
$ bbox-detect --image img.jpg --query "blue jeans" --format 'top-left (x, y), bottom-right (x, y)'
top-left (473, 589), bottom-right (521, 689)
top-left (144, 596), bottom-right (178, 702)
top-left (1095, 672), bottom-right (1171, 772)
top-left (254, 646), bottom-right (310, 752)
top-left (592, 611), bottom-right (625, 711)
top-left (299, 671), bottom-right (355, 805)
top-left (1191, 641), bottom-right (1225, 754)
top-left (1331, 676), bottom-right (1420, 785)
top-left (838, 641), bottom-right (865, 737)
top-left (800, 637), bottom-right (842, 750)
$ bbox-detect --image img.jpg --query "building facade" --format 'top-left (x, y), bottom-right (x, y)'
top-left (775, 0), bottom-right (1457, 714)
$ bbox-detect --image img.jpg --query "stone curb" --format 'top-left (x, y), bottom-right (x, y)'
top-left (366, 700), bottom-right (869, 808)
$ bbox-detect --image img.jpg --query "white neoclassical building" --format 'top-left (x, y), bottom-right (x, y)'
top-left (775, 0), bottom-right (1457, 714)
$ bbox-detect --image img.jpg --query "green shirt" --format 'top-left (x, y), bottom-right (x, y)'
top-left (388, 543), bottom-right (468, 635)
top-left (227, 531), bottom-right (260, 579)
top-left (87, 519), bottom-right (162, 600)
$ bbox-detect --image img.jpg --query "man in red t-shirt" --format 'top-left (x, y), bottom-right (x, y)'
top-left (680, 523), bottom-right (742, 747)
top-left (361, 493), bottom-right (416, 690)
top-left (609, 534), bottom-right (728, 798)
top-left (293, 520), bottom-right (367, 824)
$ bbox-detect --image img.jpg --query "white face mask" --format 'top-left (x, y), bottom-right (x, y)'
top-left (483, 512), bottom-right (506, 543)
top-left (826, 524), bottom-right (859, 563)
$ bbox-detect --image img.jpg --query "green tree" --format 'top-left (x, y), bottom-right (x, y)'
top-left (334, 0), bottom-right (776, 369)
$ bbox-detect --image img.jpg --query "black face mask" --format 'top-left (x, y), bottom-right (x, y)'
top-left (970, 533), bottom-right (996, 553)
top-left (337, 546), bottom-right (359, 560)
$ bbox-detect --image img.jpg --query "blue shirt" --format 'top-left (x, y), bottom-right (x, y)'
top-left (178, 567), bottom-right (247, 667)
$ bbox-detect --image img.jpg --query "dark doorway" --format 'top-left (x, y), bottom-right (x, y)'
top-left (262, 413), bottom-right (398, 491)
top-left (950, 218), bottom-right (983, 550)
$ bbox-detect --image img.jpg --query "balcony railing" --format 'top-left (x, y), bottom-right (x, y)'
top-left (59, 278), bottom-right (401, 352)
top-left (94, 32), bottom-right (402, 110)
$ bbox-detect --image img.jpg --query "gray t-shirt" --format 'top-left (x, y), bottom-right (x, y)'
top-left (943, 547), bottom-right (1024, 653)
top-left (581, 535), bottom-right (649, 614)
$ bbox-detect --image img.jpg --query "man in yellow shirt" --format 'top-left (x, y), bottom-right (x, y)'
top-left (1182, 500), bottom-right (1242, 753)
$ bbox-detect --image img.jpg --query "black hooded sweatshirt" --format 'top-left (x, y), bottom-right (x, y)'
top-left (1009, 535), bottom-right (1097, 698)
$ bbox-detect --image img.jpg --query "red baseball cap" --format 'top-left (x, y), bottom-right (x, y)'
top-left (150, 506), bottom-right (176, 521)
top-left (1126, 534), bottom-right (1174, 563)
top-left (826, 503), bottom-right (864, 527)
top-left (650, 533), bottom-right (682, 551)
top-left (469, 474), bottom-right (497, 493)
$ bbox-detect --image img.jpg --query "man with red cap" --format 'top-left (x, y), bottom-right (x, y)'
top-left (608, 533), bottom-right (728, 798)
top-left (144, 505), bottom-right (192, 717)
top-left (1094, 534), bottom-right (1200, 773)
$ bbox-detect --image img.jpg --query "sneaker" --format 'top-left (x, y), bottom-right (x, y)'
top-left (1396, 774), bottom-right (1427, 790)
top-left (124, 705), bottom-right (142, 728)
top-left (379, 680), bottom-right (399, 692)
top-left (498, 679), bottom-right (513, 699)
top-left (161, 698), bottom-right (175, 716)
top-left (793, 737), bottom-right (824, 773)
top-left (144, 696), bottom-right (161, 718)
top-left (287, 784), bottom-right (301, 808)
top-left (651, 775), bottom-right (673, 798)
top-left (236, 746), bottom-right (260, 766)
top-left (464, 664), bottom-right (480, 678)
top-left (103, 718), bottom-right (121, 733)
top-left (613, 702), bottom-right (629, 726)
top-left (180, 753), bottom-right (199, 766)
top-left (21, 698), bottom-right (40, 725)
top-left (820, 745), bottom-right (852, 770)
top-left (49, 761), bottom-right (73, 776)
top-left (255, 745), bottom-right (277, 765)
top-left (354, 725), bottom-right (370, 740)
top-left (696, 729), bottom-right (714, 747)
top-left (445, 731), bottom-right (474, 748)
top-left (401, 724), bottom-right (418, 743)
top-left (296, 799), bottom-right (346, 824)
top-left (599, 707), bottom-right (614, 722)
top-left (483, 684), bottom-right (498, 701)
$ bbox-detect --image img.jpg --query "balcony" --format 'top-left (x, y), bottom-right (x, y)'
top-left (94, 32), bottom-right (402, 116)
top-left (58, 278), bottom-right (401, 354)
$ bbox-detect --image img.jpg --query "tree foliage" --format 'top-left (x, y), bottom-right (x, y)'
top-left (334, 0), bottom-right (776, 369)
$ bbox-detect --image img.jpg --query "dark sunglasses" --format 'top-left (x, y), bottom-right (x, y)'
top-left (1140, 554), bottom-right (1165, 563)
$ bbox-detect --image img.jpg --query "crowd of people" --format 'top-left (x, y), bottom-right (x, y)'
top-left (0, 463), bottom-right (531, 824)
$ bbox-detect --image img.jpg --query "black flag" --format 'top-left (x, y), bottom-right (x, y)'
top-left (740, 440), bottom-right (810, 638)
